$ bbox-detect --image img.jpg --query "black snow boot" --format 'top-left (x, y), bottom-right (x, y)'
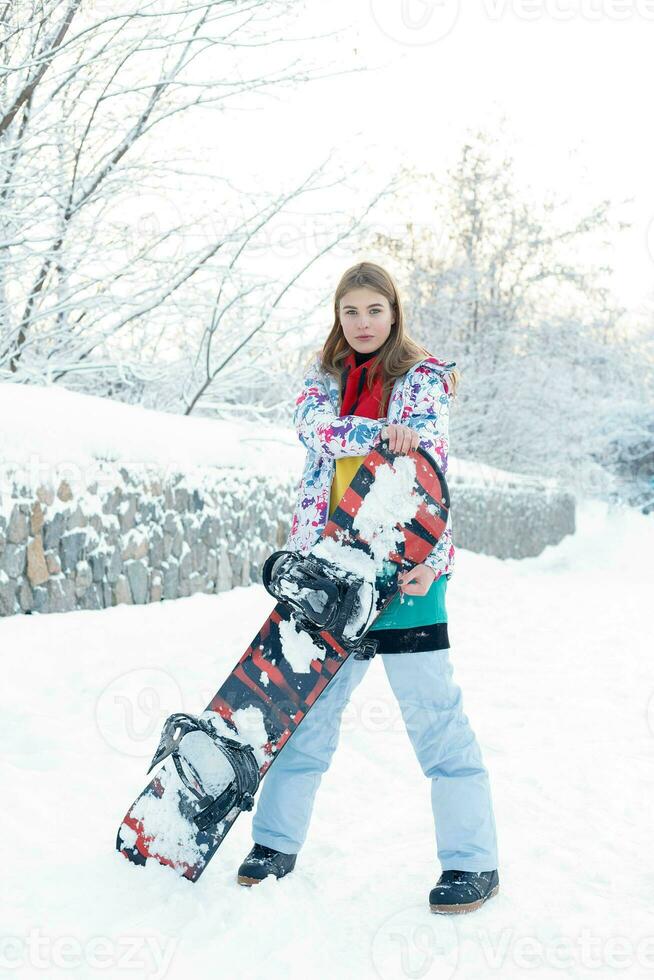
top-left (429, 869), bottom-right (499, 914)
top-left (237, 842), bottom-right (298, 886)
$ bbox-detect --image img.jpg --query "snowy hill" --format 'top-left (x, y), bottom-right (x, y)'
top-left (0, 381), bottom-right (537, 501)
top-left (1, 498), bottom-right (652, 978)
top-left (0, 383), bottom-right (304, 508)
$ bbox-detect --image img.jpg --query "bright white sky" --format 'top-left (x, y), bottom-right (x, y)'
top-left (145, 0), bottom-right (654, 323)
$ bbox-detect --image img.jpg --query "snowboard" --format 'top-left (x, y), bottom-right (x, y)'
top-left (116, 440), bottom-right (450, 882)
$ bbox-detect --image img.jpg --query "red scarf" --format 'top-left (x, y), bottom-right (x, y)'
top-left (339, 350), bottom-right (389, 419)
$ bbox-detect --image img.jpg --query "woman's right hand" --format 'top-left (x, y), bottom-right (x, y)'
top-left (381, 424), bottom-right (420, 455)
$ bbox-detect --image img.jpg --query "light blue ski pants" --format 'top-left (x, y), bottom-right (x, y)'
top-left (251, 647), bottom-right (499, 872)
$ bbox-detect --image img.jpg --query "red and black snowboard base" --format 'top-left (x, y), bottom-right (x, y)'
top-left (116, 441), bottom-right (449, 882)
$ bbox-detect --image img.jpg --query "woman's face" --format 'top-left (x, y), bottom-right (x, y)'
top-left (339, 287), bottom-right (394, 355)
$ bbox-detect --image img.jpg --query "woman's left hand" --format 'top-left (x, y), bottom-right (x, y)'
top-left (398, 563), bottom-right (437, 596)
top-left (381, 424), bottom-right (420, 455)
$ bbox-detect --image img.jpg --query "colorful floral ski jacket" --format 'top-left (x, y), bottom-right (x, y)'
top-left (284, 354), bottom-right (456, 580)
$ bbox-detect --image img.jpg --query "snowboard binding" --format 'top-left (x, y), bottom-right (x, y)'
top-left (147, 712), bottom-right (260, 831)
top-left (262, 549), bottom-right (379, 659)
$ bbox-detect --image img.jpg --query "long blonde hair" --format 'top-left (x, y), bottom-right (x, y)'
top-left (313, 261), bottom-right (459, 406)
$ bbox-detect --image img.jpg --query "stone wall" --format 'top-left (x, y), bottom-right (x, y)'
top-left (445, 464), bottom-right (577, 559)
top-left (0, 464), bottom-right (295, 617)
top-left (0, 460), bottom-right (575, 617)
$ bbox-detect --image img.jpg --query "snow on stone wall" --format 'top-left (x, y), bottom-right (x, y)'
top-left (0, 458), bottom-right (575, 617)
top-left (0, 463), bottom-right (295, 616)
top-left (0, 383), bottom-right (576, 616)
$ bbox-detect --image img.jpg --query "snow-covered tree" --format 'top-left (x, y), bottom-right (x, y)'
top-left (0, 0), bottom-right (389, 414)
top-left (371, 127), bottom-right (654, 507)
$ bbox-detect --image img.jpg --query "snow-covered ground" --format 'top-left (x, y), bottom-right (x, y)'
top-left (1, 498), bottom-right (652, 979)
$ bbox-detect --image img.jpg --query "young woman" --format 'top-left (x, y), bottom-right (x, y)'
top-left (237, 262), bottom-right (500, 914)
